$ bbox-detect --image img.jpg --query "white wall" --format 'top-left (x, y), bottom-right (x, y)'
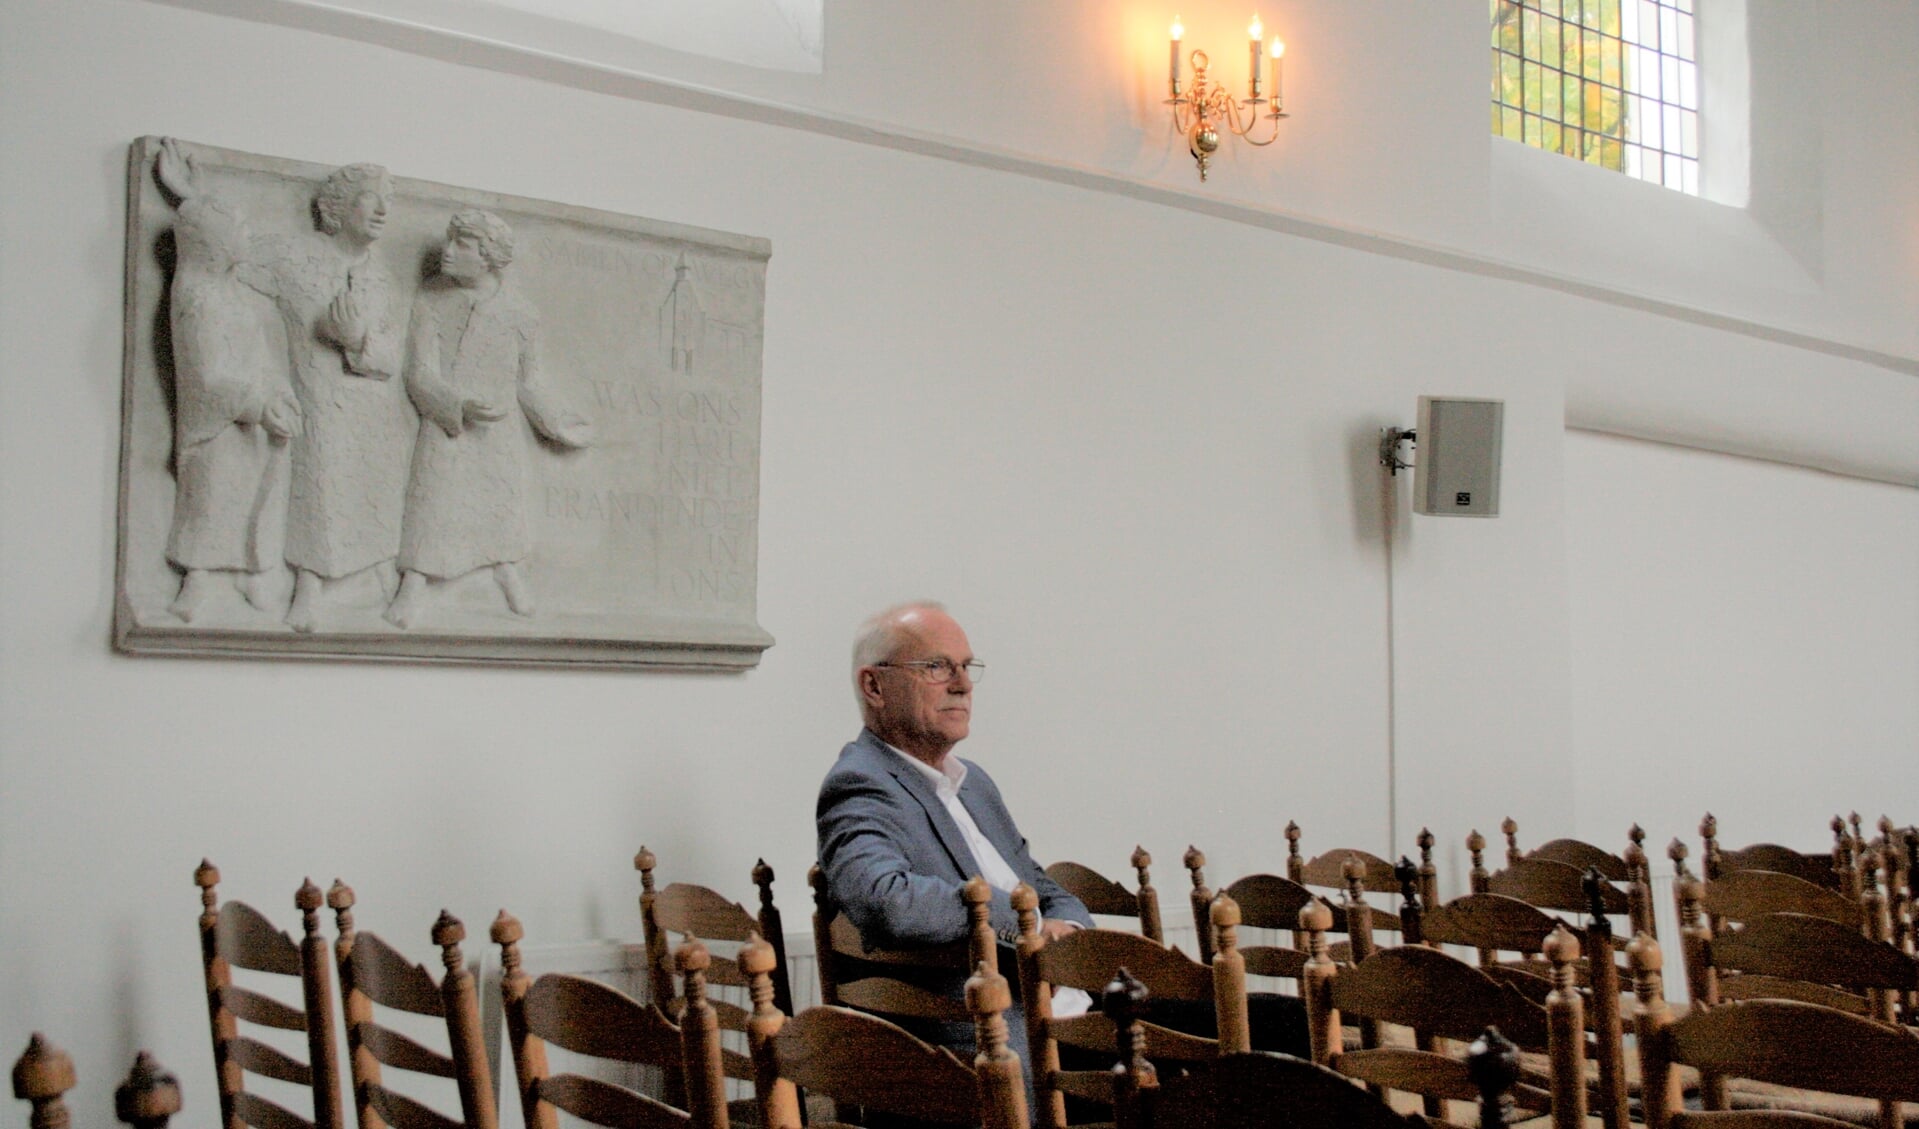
top-left (0, 2), bottom-right (1913, 1126)
top-left (1565, 431), bottom-right (1919, 857)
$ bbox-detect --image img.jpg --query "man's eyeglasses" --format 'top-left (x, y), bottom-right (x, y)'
top-left (871, 659), bottom-right (986, 685)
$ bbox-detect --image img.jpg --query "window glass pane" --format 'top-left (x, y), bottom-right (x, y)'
top-left (1601, 34), bottom-right (1622, 86)
top-left (1665, 151), bottom-right (1683, 187)
top-left (1601, 136), bottom-right (1624, 169)
top-left (1662, 102), bottom-right (1680, 152)
top-left (1637, 45), bottom-right (1660, 100)
top-left (1676, 11), bottom-right (1695, 58)
top-left (1682, 158), bottom-right (1698, 195)
top-left (1677, 0), bottom-right (1692, 14)
top-left (1562, 127), bottom-right (1583, 157)
top-left (1601, 0), bottom-right (1620, 35)
top-left (1524, 60), bottom-right (1543, 110)
top-left (1625, 144), bottom-right (1642, 177)
top-left (1660, 6), bottom-right (1678, 53)
top-left (1679, 60), bottom-right (1697, 109)
top-left (1640, 0), bottom-right (1660, 49)
top-left (1502, 51), bottom-right (1523, 105)
top-left (1584, 78), bottom-right (1605, 130)
top-left (1544, 66), bottom-right (1563, 119)
top-left (1541, 0), bottom-right (1561, 15)
top-left (1502, 2), bottom-right (1523, 52)
top-left (1621, 0), bottom-right (1639, 43)
top-left (1583, 27), bottom-right (1603, 79)
top-left (1584, 0), bottom-right (1603, 29)
top-left (1503, 105), bottom-right (1525, 141)
top-left (1543, 118), bottom-right (1562, 152)
top-left (1564, 23), bottom-right (1582, 72)
top-left (1680, 108), bottom-right (1698, 157)
top-left (1525, 112), bottom-right (1542, 146)
top-left (1643, 99), bottom-right (1662, 149)
top-left (1662, 54), bottom-right (1679, 100)
top-left (1601, 85), bottom-right (1622, 135)
top-left (1566, 74), bottom-right (1584, 122)
top-left (1623, 92), bottom-right (1641, 141)
top-left (1542, 16), bottom-right (1561, 66)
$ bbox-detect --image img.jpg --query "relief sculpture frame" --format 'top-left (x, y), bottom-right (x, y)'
top-left (115, 137), bottom-right (774, 669)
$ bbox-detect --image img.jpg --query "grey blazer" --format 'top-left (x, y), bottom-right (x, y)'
top-left (816, 728), bottom-right (1093, 949)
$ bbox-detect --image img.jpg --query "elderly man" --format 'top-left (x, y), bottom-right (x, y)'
top-left (817, 601), bottom-right (1092, 955)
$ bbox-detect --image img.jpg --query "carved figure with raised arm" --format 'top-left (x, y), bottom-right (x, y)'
top-left (385, 209), bottom-right (591, 629)
top-left (152, 139), bottom-right (302, 621)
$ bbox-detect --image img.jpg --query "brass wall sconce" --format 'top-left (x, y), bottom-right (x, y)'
top-left (1167, 14), bottom-right (1287, 181)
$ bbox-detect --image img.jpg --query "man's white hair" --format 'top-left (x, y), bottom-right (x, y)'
top-left (850, 600), bottom-right (947, 700)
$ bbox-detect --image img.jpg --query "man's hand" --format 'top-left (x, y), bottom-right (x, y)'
top-left (326, 291), bottom-right (369, 356)
top-left (262, 392), bottom-right (303, 440)
top-left (461, 398), bottom-right (509, 429)
top-left (1039, 919), bottom-right (1080, 942)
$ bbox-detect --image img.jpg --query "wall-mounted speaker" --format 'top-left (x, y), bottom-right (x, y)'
top-left (1413, 396), bottom-right (1503, 517)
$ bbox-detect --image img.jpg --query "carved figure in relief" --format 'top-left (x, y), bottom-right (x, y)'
top-left (257, 162), bottom-right (416, 633)
top-left (153, 140), bottom-right (303, 621)
top-left (385, 210), bottom-right (592, 630)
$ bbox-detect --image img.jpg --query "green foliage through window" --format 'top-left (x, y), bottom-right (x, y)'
top-left (1491, 0), bottom-right (1698, 193)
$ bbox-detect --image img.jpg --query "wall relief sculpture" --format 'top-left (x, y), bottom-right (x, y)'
top-left (116, 137), bottom-right (773, 669)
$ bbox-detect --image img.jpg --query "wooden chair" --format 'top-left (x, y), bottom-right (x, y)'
top-left (13, 1038), bottom-right (184, 1129)
top-left (1043, 846), bottom-right (1164, 942)
top-left (1673, 867), bottom-right (1919, 1025)
top-left (1299, 897), bottom-right (1592, 1129)
top-left (325, 884), bottom-right (496, 1129)
top-left (194, 863), bottom-right (346, 1129)
top-left (493, 913), bottom-right (728, 1129)
top-left (1243, 838), bottom-right (1411, 960)
top-left (740, 933), bottom-right (1027, 1129)
top-left (1105, 976), bottom-right (1531, 1129)
top-left (1182, 846), bottom-right (1324, 960)
top-left (805, 865), bottom-right (992, 1030)
top-left (635, 850), bottom-right (792, 1107)
top-left (1629, 934), bottom-right (1919, 1129)
top-left (1698, 813), bottom-right (1840, 891)
top-left (1014, 883), bottom-right (1246, 1129)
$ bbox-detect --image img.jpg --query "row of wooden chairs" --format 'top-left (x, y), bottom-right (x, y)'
top-left (13, 1037), bottom-right (182, 1129)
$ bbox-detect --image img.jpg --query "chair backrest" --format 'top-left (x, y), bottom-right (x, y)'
top-left (1628, 934), bottom-right (1919, 1129)
top-left (1191, 846), bottom-right (1400, 964)
top-left (13, 1038), bottom-right (185, 1129)
top-left (804, 864), bottom-right (989, 1025)
top-left (1015, 882), bottom-right (1242, 1129)
top-left (1488, 857), bottom-right (1631, 918)
top-left (1043, 846), bottom-right (1164, 942)
top-left (195, 863), bottom-right (346, 1129)
top-left (492, 913), bottom-right (727, 1129)
top-left (634, 849), bottom-right (790, 1084)
top-left (1299, 899), bottom-right (1592, 1129)
top-left (742, 936), bottom-right (1026, 1129)
top-left (326, 885), bottom-right (496, 1129)
top-left (1699, 813), bottom-right (1840, 890)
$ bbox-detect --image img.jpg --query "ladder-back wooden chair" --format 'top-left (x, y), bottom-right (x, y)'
top-left (493, 913), bottom-right (728, 1129)
top-left (13, 1038), bottom-right (185, 1129)
top-left (1629, 934), bottom-right (1919, 1129)
top-left (195, 863), bottom-right (346, 1129)
top-left (635, 849), bottom-right (791, 1102)
top-left (1014, 884), bottom-right (1247, 1129)
top-left (1286, 821), bottom-right (1404, 900)
top-left (1698, 813), bottom-right (1840, 891)
top-left (1107, 978), bottom-right (1531, 1129)
top-left (806, 866), bottom-right (993, 1031)
top-left (1229, 839), bottom-right (1411, 962)
top-left (1674, 866), bottom-right (1919, 1026)
top-left (1300, 898), bottom-right (1594, 1129)
top-left (741, 933), bottom-right (1026, 1129)
top-left (326, 884), bottom-right (496, 1129)
top-left (1042, 846), bottom-right (1163, 942)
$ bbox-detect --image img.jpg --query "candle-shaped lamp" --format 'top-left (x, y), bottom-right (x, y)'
top-left (1269, 36), bottom-right (1286, 113)
top-left (1249, 15), bottom-right (1264, 99)
top-left (1170, 16), bottom-right (1185, 98)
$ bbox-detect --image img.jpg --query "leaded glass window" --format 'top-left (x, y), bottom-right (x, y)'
top-left (1492, 0), bottom-right (1699, 194)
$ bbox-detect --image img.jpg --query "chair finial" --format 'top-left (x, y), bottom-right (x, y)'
top-left (489, 910), bottom-right (523, 946)
top-left (115, 1052), bottom-right (182, 1129)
